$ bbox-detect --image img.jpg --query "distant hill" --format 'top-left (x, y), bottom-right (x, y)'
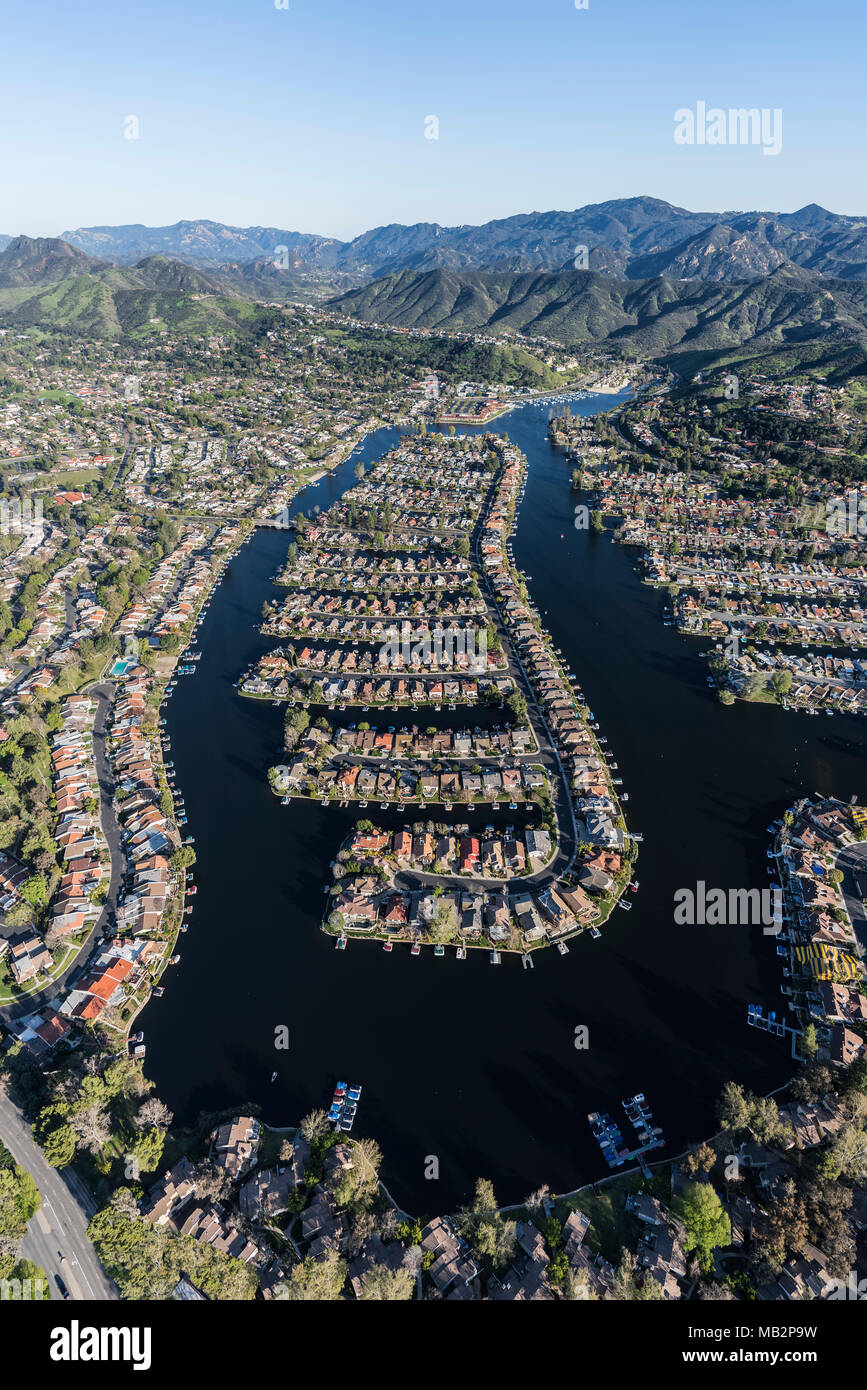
top-left (0, 235), bottom-right (105, 287)
top-left (330, 265), bottom-right (867, 359)
top-left (0, 236), bottom-right (277, 338)
top-left (60, 199), bottom-right (867, 284)
top-left (60, 219), bottom-right (342, 270)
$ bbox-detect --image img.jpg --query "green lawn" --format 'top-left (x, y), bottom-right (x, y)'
top-left (556, 1171), bottom-right (645, 1264)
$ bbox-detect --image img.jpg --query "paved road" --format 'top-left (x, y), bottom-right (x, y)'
top-left (0, 1087), bottom-right (116, 1300)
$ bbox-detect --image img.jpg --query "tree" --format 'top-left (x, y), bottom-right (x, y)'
top-left (135, 1097), bottom-right (174, 1132)
top-left (131, 1128), bottom-right (165, 1175)
top-left (70, 1101), bottom-right (111, 1156)
top-left (277, 1250), bottom-right (347, 1300)
top-left (299, 1109), bottom-right (331, 1144)
top-left (32, 1105), bottom-right (76, 1168)
top-left (459, 1178), bottom-right (517, 1272)
top-left (789, 1063), bottom-right (834, 1103)
top-left (819, 1123), bottom-right (867, 1182)
top-left (611, 1248), bottom-right (663, 1300)
top-left (88, 1193), bottom-right (257, 1300)
top-left (427, 900), bottom-right (457, 944)
top-left (332, 1137), bottom-right (382, 1208)
top-left (681, 1142), bottom-right (717, 1178)
top-left (560, 1267), bottom-right (598, 1300)
top-left (672, 1184), bottom-right (731, 1273)
top-left (770, 669), bottom-right (792, 698)
top-left (358, 1260), bottom-right (416, 1300)
top-left (717, 1081), bottom-right (752, 1135)
top-left (755, 1178), bottom-right (807, 1270)
top-left (524, 1183), bottom-right (551, 1216)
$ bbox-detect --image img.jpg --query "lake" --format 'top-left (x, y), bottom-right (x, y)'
top-left (140, 394), bottom-right (865, 1211)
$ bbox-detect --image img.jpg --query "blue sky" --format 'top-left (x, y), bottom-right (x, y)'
top-left (2, 0), bottom-right (864, 238)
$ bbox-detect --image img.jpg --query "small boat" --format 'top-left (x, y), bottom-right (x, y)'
top-left (434, 944), bottom-right (445, 957)
top-left (411, 942), bottom-right (420, 956)
top-left (335, 936), bottom-right (347, 951)
top-left (556, 941), bottom-right (569, 956)
top-left (456, 946), bottom-right (466, 959)
top-left (382, 940), bottom-right (393, 952)
top-left (490, 950), bottom-right (501, 965)
top-left (589, 926), bottom-right (601, 939)
top-left (270, 1071), bottom-right (278, 1083)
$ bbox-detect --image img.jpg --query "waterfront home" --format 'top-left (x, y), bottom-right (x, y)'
top-left (64, 955), bottom-right (135, 1021)
top-left (818, 980), bottom-right (867, 1025)
top-left (558, 883), bottom-right (596, 924)
top-left (381, 895), bottom-right (409, 930)
top-left (510, 893), bottom-right (546, 941)
top-left (460, 893), bottom-right (484, 937)
top-left (210, 1116), bottom-right (261, 1178)
top-left (481, 838), bottom-right (505, 875)
top-left (485, 891), bottom-right (512, 942)
top-left (435, 834), bottom-right (455, 865)
top-left (536, 887), bottom-right (574, 935)
top-left (351, 828), bottom-right (388, 854)
top-left (392, 830), bottom-right (413, 860)
top-left (525, 829), bottom-right (552, 865)
top-left (459, 837), bottom-right (480, 874)
top-left (334, 892), bottom-right (377, 929)
top-left (420, 1217), bottom-right (480, 1297)
top-left (412, 833), bottom-right (435, 864)
top-left (562, 1210), bottom-right (591, 1261)
top-left (504, 838), bottom-right (526, 872)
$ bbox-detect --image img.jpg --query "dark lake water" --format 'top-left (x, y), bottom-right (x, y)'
top-left (140, 395), bottom-right (866, 1212)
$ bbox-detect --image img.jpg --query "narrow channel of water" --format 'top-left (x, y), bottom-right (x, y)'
top-left (141, 397), bottom-right (865, 1211)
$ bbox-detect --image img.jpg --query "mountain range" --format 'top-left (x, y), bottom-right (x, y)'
top-left (0, 236), bottom-right (278, 338)
top-left (330, 264), bottom-right (867, 365)
top-left (2, 220), bottom-right (867, 377)
top-left (53, 199), bottom-right (867, 284)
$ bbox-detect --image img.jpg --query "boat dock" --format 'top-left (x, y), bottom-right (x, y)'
top-left (327, 1080), bottom-right (363, 1132)
top-left (588, 1091), bottom-right (666, 1170)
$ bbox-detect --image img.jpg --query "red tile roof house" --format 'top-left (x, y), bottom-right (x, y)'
top-left (381, 895), bottom-right (408, 930)
top-left (392, 830), bottom-right (413, 861)
top-left (351, 829), bottom-right (389, 854)
top-left (459, 837), bottom-right (480, 874)
top-left (334, 893), bottom-right (377, 928)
